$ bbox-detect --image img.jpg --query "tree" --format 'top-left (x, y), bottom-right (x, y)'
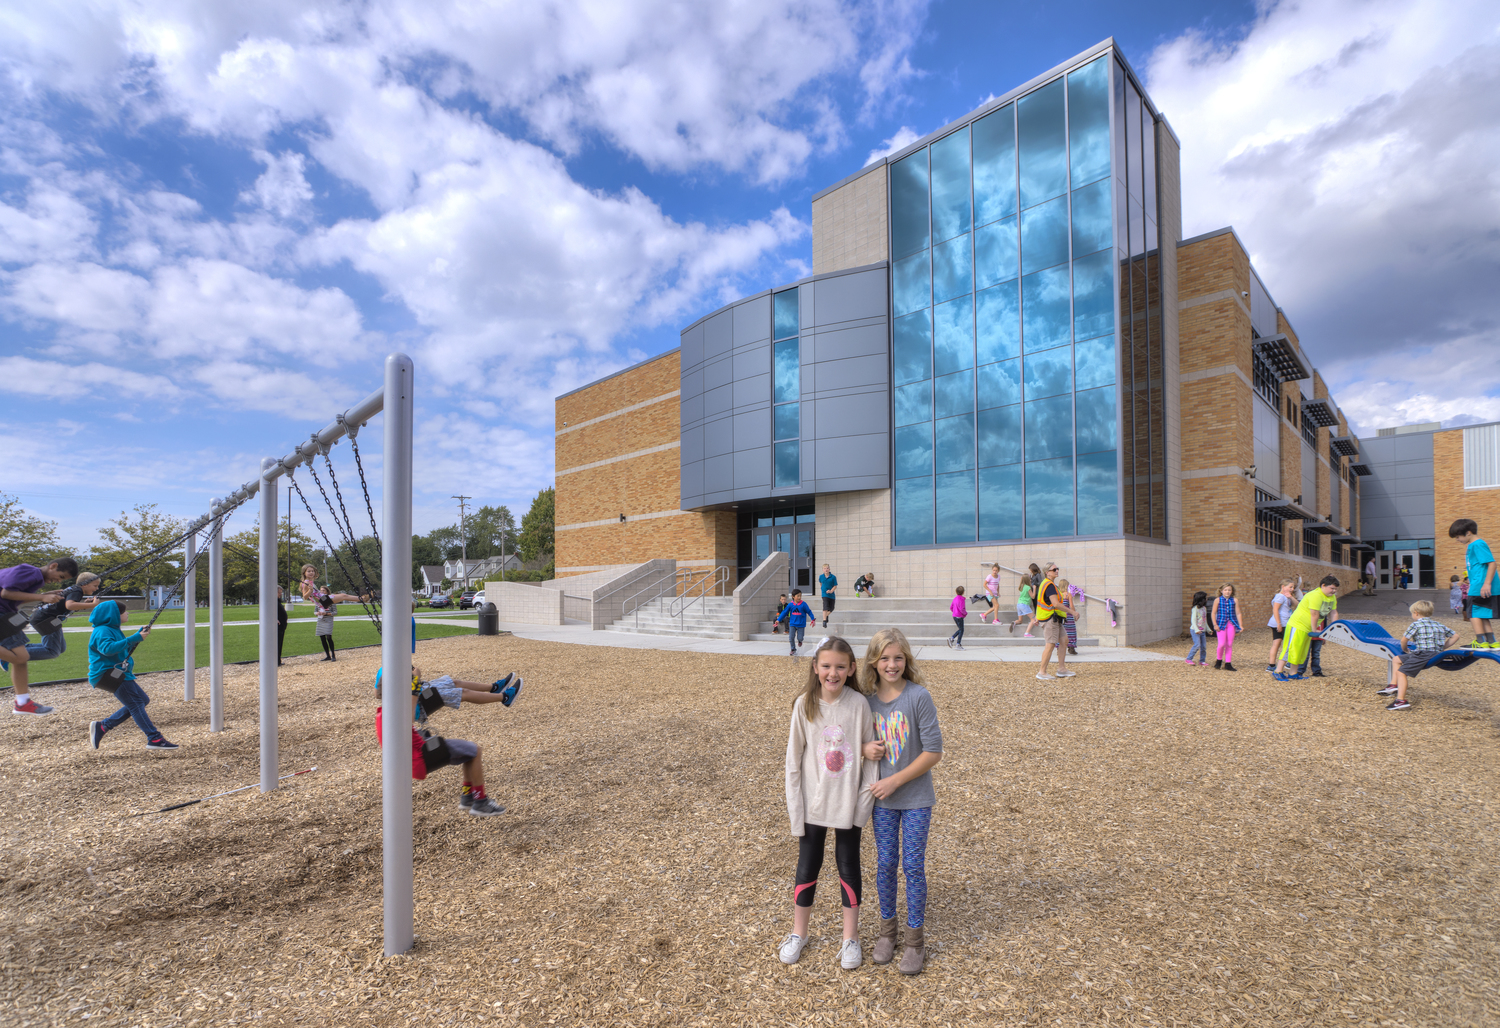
top-left (0, 493), bottom-right (63, 569)
top-left (468, 504), bottom-right (516, 559)
top-left (218, 522), bottom-right (320, 604)
top-left (519, 488), bottom-right (555, 564)
top-left (92, 504), bottom-right (186, 593)
top-left (412, 533), bottom-right (444, 588)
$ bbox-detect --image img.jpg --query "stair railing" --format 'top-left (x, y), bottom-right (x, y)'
top-left (668, 565), bottom-right (731, 627)
top-left (977, 561), bottom-right (1118, 609)
top-left (620, 566), bottom-right (721, 630)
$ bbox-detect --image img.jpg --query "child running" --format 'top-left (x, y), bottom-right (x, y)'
top-left (1186, 591), bottom-right (1210, 667)
top-left (860, 628), bottom-right (943, 975)
top-left (1377, 600), bottom-right (1458, 711)
top-left (1211, 583), bottom-right (1241, 670)
top-left (947, 586), bottom-right (967, 650)
top-left (776, 589), bottom-right (815, 657)
top-left (781, 635), bottom-right (877, 970)
top-left (1450, 519), bottom-right (1496, 647)
top-left (1266, 579), bottom-right (1295, 671)
top-left (979, 566), bottom-right (1000, 623)
top-left (1009, 573), bottom-right (1036, 636)
top-left (86, 600), bottom-right (178, 751)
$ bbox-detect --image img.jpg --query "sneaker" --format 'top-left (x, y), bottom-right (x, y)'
top-left (1035, 672), bottom-right (1055, 681)
top-left (839, 938), bottom-right (862, 970)
top-left (1386, 698), bottom-right (1412, 711)
top-left (145, 736), bottom-right (180, 751)
top-left (778, 933), bottom-right (806, 965)
top-left (1284, 672), bottom-right (1306, 680)
top-left (13, 699), bottom-right (54, 716)
top-left (1213, 659), bottom-right (1223, 670)
top-left (500, 676), bottom-right (523, 707)
top-left (1008, 621), bottom-right (1016, 635)
top-left (1270, 672), bottom-right (1290, 682)
top-left (1067, 646), bottom-right (1078, 655)
top-left (489, 672), bottom-right (514, 694)
top-left (459, 790), bottom-right (475, 811)
top-left (89, 721), bottom-right (107, 749)
top-left (1184, 658), bottom-right (1195, 665)
top-left (467, 796), bottom-right (506, 817)
top-left (1223, 662), bottom-right (1237, 672)
top-left (1377, 685), bottom-right (1398, 696)
top-left (1055, 669), bottom-right (1076, 677)
top-left (955, 643), bottom-right (964, 650)
top-left (1265, 664), bottom-right (1276, 672)
top-left (946, 637), bottom-right (954, 649)
top-left (1308, 670), bottom-right (1326, 678)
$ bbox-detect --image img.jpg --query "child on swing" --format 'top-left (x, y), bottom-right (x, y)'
top-left (375, 664), bottom-right (523, 718)
top-left (86, 599), bottom-right (178, 751)
top-left (375, 670), bottom-right (505, 817)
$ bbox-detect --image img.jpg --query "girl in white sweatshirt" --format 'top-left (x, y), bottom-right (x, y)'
top-left (780, 635), bottom-right (877, 970)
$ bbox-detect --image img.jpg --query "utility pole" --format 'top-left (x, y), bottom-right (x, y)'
top-left (452, 494), bottom-right (472, 586)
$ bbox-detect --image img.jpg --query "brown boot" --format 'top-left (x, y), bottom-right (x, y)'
top-left (898, 924), bottom-right (925, 975)
top-left (872, 917), bottom-right (898, 965)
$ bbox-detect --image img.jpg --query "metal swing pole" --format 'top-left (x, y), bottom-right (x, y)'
top-left (259, 457), bottom-right (279, 792)
top-left (209, 501), bottom-right (225, 732)
top-left (382, 352), bottom-right (415, 956)
top-left (183, 529), bottom-right (197, 701)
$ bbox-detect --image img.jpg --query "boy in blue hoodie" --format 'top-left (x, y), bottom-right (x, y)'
top-left (86, 600), bottom-right (178, 751)
top-left (775, 588), bottom-right (815, 657)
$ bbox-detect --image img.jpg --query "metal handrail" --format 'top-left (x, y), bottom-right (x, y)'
top-left (976, 560), bottom-right (1118, 608)
top-left (668, 566), bottom-right (730, 624)
top-left (622, 567), bottom-right (710, 629)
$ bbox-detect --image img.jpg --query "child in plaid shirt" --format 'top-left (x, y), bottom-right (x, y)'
top-left (1379, 600), bottom-right (1458, 711)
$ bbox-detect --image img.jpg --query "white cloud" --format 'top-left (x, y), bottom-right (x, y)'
top-left (866, 126), bottom-right (919, 165)
top-left (1145, 0), bottom-right (1500, 435)
top-left (242, 149), bottom-right (314, 219)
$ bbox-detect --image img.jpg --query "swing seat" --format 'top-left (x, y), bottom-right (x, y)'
top-left (2, 609), bottom-right (28, 636)
top-left (27, 602), bottom-right (69, 635)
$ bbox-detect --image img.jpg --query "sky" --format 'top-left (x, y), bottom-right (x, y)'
top-left (2, 0), bottom-right (1497, 553)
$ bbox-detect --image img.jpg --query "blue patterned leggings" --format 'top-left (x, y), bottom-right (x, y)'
top-left (872, 806), bottom-right (931, 928)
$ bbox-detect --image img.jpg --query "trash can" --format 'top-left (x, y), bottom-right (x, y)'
top-left (477, 602), bottom-right (499, 636)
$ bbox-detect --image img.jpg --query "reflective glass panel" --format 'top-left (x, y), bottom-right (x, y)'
top-left (890, 150), bottom-right (930, 258)
top-left (1020, 195), bottom-right (1069, 274)
top-left (893, 251), bottom-right (931, 317)
top-left (936, 413), bottom-right (975, 474)
top-left (1113, 61), bottom-right (1127, 185)
top-left (972, 104), bottom-right (1017, 225)
top-left (1126, 79), bottom-right (1143, 203)
top-left (755, 534), bottom-right (770, 561)
top-left (774, 289), bottom-right (798, 340)
top-left (1023, 344), bottom-right (1072, 399)
top-left (1128, 194), bottom-right (1143, 258)
top-left (978, 404), bottom-right (1022, 467)
top-left (775, 514), bottom-right (794, 526)
top-left (974, 216), bottom-right (1018, 289)
top-left (1074, 334), bottom-right (1116, 390)
top-left (1025, 455), bottom-right (1075, 538)
top-left (934, 370), bottom-right (974, 420)
top-left (933, 296), bottom-right (975, 376)
top-left (773, 402), bottom-right (799, 441)
top-left (936, 470), bottom-right (976, 544)
top-left (774, 337), bottom-right (799, 403)
top-left (893, 310), bottom-right (933, 386)
top-left (1067, 56), bottom-right (1111, 189)
top-left (774, 440), bottom-right (799, 487)
top-left (932, 234), bottom-right (972, 304)
top-left (978, 358), bottom-right (1021, 409)
top-left (930, 128), bottom-right (972, 242)
top-left (1074, 386), bottom-right (1117, 454)
top-left (979, 464), bottom-right (1023, 541)
top-left (776, 530), bottom-right (790, 549)
top-left (1017, 79), bottom-right (1066, 209)
top-left (1070, 178), bottom-right (1111, 256)
top-left (894, 381), bottom-right (932, 426)
top-left (895, 424), bottom-right (933, 479)
top-left (1024, 394), bottom-right (1073, 461)
top-left (1072, 249), bottom-right (1115, 341)
top-left (1021, 265), bottom-right (1071, 352)
top-left (976, 281), bottom-right (1021, 364)
top-left (1077, 450), bottom-right (1118, 535)
top-left (1142, 106), bottom-right (1157, 225)
top-left (895, 478), bottom-right (934, 546)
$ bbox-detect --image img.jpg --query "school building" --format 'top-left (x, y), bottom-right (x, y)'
top-left (552, 38), bottom-right (1379, 646)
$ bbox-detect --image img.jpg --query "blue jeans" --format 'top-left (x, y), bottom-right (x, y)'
top-left (788, 623), bottom-right (806, 652)
top-left (99, 677), bottom-right (161, 739)
top-left (1186, 631), bottom-right (1207, 662)
top-left (25, 630), bottom-right (66, 661)
top-left (1297, 639), bottom-right (1325, 674)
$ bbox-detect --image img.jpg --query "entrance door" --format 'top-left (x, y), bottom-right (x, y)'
top-left (1396, 550), bottom-right (1417, 590)
top-left (1379, 552), bottom-right (1391, 587)
top-left (750, 522), bottom-right (815, 591)
top-left (794, 527), bottom-right (815, 590)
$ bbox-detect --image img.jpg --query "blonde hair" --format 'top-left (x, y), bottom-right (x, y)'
top-left (76, 571), bottom-right (100, 588)
top-left (1279, 578), bottom-right (1295, 590)
top-left (795, 635), bottom-right (858, 722)
top-left (859, 627), bottom-right (924, 694)
top-left (1055, 577), bottom-right (1070, 591)
top-left (1410, 600), bottom-right (1434, 617)
top-left (1219, 582), bottom-right (1236, 597)
top-left (301, 564), bottom-right (317, 577)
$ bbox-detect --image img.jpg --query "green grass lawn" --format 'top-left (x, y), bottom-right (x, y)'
top-left (60, 603), bottom-right (476, 626)
top-left (5, 616), bottom-right (477, 687)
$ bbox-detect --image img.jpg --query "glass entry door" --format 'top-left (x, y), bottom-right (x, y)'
top-left (1395, 550), bottom-right (1417, 589)
top-left (750, 516), bottom-right (815, 591)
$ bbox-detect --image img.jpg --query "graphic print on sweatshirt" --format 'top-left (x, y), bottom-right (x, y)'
top-left (875, 710), bottom-right (910, 765)
top-left (818, 724), bottom-right (854, 776)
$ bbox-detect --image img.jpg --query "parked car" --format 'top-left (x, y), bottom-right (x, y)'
top-left (471, 590), bottom-right (485, 607)
top-left (428, 594), bottom-right (453, 609)
top-left (458, 591), bottom-right (477, 609)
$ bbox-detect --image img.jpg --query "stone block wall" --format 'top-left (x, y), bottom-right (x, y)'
top-left (485, 581), bottom-right (562, 625)
top-left (1434, 428), bottom-right (1500, 582)
top-left (811, 165), bottom-right (889, 275)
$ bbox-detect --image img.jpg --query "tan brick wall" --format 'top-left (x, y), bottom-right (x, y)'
top-left (554, 351), bottom-right (735, 577)
top-left (1434, 428), bottom-right (1500, 582)
top-left (811, 165), bottom-right (889, 275)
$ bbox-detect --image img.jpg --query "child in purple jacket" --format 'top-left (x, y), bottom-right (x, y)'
top-left (947, 586), bottom-right (968, 650)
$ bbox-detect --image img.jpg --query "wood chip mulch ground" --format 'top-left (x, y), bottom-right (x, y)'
top-left (2, 615), bottom-right (1496, 1027)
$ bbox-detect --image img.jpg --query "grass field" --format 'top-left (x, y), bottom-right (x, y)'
top-left (4, 614), bottom-right (476, 686)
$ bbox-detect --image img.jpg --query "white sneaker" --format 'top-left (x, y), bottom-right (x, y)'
top-left (839, 938), bottom-right (862, 970)
top-left (1055, 669), bottom-right (1076, 677)
top-left (1035, 672), bottom-right (1055, 680)
top-left (778, 933), bottom-right (806, 965)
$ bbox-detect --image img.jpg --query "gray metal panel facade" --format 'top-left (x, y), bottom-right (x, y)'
top-left (1359, 432), bottom-right (1435, 541)
top-left (679, 263), bottom-right (891, 509)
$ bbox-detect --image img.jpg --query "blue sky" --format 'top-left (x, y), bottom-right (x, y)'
top-left (2, 0), bottom-right (1497, 553)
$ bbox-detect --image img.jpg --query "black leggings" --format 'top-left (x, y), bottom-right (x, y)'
top-left (951, 615), bottom-right (965, 644)
top-left (794, 824), bottom-right (862, 908)
top-left (320, 635), bottom-right (337, 659)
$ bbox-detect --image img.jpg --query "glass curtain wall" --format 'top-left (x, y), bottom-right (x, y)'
top-left (890, 53), bottom-right (1123, 546)
top-left (773, 289), bottom-right (800, 487)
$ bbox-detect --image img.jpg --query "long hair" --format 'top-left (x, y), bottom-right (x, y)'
top-left (859, 627), bottom-right (924, 694)
top-left (1191, 590), bottom-right (1208, 609)
top-left (1219, 582), bottom-right (1236, 598)
top-left (796, 635), bottom-right (858, 722)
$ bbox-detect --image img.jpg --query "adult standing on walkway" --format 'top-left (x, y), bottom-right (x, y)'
top-left (1363, 557), bottom-right (1377, 596)
top-left (1033, 563), bottom-right (1074, 681)
top-left (818, 564), bottom-right (838, 629)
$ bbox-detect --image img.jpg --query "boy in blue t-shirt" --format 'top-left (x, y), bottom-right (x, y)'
top-left (776, 589), bottom-right (814, 657)
top-left (1449, 518), bottom-right (1497, 647)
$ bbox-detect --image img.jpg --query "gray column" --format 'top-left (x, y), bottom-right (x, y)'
top-left (183, 530), bottom-right (196, 701)
top-left (382, 353), bottom-right (414, 956)
top-left (208, 502), bottom-right (224, 732)
top-left (259, 458), bottom-right (279, 792)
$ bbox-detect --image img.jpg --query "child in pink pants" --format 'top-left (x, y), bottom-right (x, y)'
top-left (1212, 584), bottom-right (1241, 670)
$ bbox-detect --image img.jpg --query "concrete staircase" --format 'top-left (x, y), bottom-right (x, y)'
top-left (604, 596), bottom-right (738, 640)
top-left (749, 596), bottom-right (1097, 648)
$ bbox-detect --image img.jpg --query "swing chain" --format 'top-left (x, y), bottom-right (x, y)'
top-left (142, 510), bottom-right (226, 630)
top-left (347, 433), bottom-right (382, 549)
top-left (322, 452), bottom-right (381, 606)
top-left (307, 456), bottom-right (382, 620)
top-left (285, 472), bottom-right (382, 631)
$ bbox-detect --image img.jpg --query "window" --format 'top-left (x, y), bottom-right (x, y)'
top-left (1463, 423), bottom-right (1500, 489)
top-left (772, 289), bottom-right (800, 487)
top-left (1331, 540), bottom-right (1344, 566)
top-left (1301, 414), bottom-right (1318, 448)
top-left (1252, 348), bottom-right (1279, 409)
top-left (1303, 527), bottom-right (1320, 559)
top-left (1255, 488), bottom-right (1283, 551)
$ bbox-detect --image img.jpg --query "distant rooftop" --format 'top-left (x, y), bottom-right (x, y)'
top-left (1377, 422), bottom-right (1441, 437)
